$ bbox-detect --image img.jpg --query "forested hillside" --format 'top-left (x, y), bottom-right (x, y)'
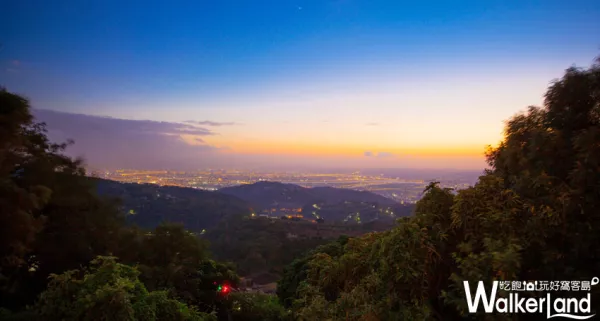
top-left (91, 178), bottom-right (412, 285)
top-left (219, 181), bottom-right (397, 209)
top-left (94, 178), bottom-right (252, 230)
top-left (276, 58), bottom-right (600, 320)
top-left (205, 216), bottom-right (396, 279)
top-left (1, 56), bottom-right (599, 320)
top-left (0, 88), bottom-right (288, 321)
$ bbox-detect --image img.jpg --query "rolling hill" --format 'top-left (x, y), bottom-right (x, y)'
top-left (218, 181), bottom-right (398, 209)
top-left (92, 179), bottom-right (412, 232)
top-left (91, 178), bottom-right (414, 282)
top-left (93, 178), bottom-right (253, 231)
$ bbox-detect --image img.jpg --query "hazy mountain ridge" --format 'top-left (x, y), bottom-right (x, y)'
top-left (218, 181), bottom-right (398, 209)
top-left (93, 178), bottom-right (252, 230)
top-left (93, 179), bottom-right (405, 231)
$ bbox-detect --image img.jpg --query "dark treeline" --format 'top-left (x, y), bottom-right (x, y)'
top-left (276, 58), bottom-right (600, 320)
top-left (1, 56), bottom-right (600, 320)
top-left (0, 89), bottom-right (289, 320)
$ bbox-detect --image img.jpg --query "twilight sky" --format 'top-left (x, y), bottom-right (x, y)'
top-left (2, 0), bottom-right (599, 170)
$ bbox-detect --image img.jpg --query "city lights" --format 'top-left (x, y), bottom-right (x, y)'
top-left (93, 169), bottom-right (474, 204)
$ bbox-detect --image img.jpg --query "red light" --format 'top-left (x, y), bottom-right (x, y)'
top-left (222, 285), bottom-right (230, 293)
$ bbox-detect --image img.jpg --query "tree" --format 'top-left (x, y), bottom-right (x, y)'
top-left (34, 256), bottom-right (216, 321)
top-left (445, 56), bottom-right (600, 318)
top-left (0, 89), bottom-right (245, 318)
top-left (116, 223), bottom-right (239, 313)
top-left (0, 89), bottom-right (50, 307)
top-left (286, 56), bottom-right (600, 320)
top-left (277, 235), bottom-right (348, 308)
top-left (226, 292), bottom-right (290, 321)
top-left (1, 88), bottom-right (125, 309)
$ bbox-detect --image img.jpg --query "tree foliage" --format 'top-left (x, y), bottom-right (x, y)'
top-left (226, 292), bottom-right (291, 321)
top-left (115, 223), bottom-right (239, 313)
top-left (0, 88), bottom-right (262, 320)
top-left (286, 57), bottom-right (600, 320)
top-left (3, 55), bottom-right (600, 320)
top-left (0, 88), bottom-right (125, 309)
top-left (35, 256), bottom-right (216, 321)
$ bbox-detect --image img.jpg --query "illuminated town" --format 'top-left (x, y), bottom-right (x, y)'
top-left (91, 169), bottom-right (476, 204)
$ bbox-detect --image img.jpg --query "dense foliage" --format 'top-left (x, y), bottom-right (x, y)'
top-left (206, 216), bottom-right (332, 278)
top-left (279, 58), bottom-right (600, 320)
top-left (2, 55), bottom-right (599, 320)
top-left (205, 215), bottom-right (395, 280)
top-left (0, 88), bottom-right (125, 309)
top-left (226, 292), bottom-right (291, 321)
top-left (0, 88), bottom-right (288, 321)
top-left (277, 235), bottom-right (349, 308)
top-left (35, 256), bottom-right (216, 321)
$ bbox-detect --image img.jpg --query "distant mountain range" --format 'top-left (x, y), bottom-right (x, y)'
top-left (93, 179), bottom-right (411, 231)
top-left (218, 181), bottom-right (398, 209)
top-left (92, 178), bottom-right (414, 278)
top-left (94, 178), bottom-right (251, 231)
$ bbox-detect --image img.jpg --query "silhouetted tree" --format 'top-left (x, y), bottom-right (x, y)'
top-left (286, 56), bottom-right (600, 320)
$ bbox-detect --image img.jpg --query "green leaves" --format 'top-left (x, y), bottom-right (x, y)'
top-left (227, 292), bottom-right (290, 321)
top-left (35, 256), bottom-right (215, 321)
top-left (286, 56), bottom-right (600, 320)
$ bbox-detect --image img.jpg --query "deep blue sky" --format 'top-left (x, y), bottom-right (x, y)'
top-left (1, 0), bottom-right (599, 170)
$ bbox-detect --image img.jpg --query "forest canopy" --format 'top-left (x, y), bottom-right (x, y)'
top-left (277, 58), bottom-right (600, 320)
top-left (0, 88), bottom-right (287, 321)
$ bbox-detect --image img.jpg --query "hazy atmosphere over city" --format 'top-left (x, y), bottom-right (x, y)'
top-left (3, 0), bottom-right (599, 171)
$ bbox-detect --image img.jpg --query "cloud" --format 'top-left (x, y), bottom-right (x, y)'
top-left (11, 60), bottom-right (20, 67)
top-left (32, 109), bottom-right (225, 170)
top-left (365, 122), bottom-right (379, 126)
top-left (184, 120), bottom-right (239, 126)
top-left (364, 151), bottom-right (394, 158)
top-left (377, 152), bottom-right (394, 158)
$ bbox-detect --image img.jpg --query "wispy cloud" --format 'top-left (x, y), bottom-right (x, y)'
top-left (184, 120), bottom-right (239, 126)
top-left (365, 122), bottom-right (380, 126)
top-left (364, 151), bottom-right (394, 158)
top-left (377, 152), bottom-right (394, 158)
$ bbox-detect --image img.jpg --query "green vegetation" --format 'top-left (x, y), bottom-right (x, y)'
top-left (0, 88), bottom-right (287, 320)
top-left (226, 292), bottom-right (291, 321)
top-left (2, 56), bottom-right (600, 320)
top-left (206, 216), bottom-right (332, 278)
top-left (205, 214), bottom-right (396, 281)
top-left (35, 256), bottom-right (216, 321)
top-left (277, 58), bottom-right (600, 320)
top-left (277, 236), bottom-right (349, 308)
top-left (95, 179), bottom-right (404, 284)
